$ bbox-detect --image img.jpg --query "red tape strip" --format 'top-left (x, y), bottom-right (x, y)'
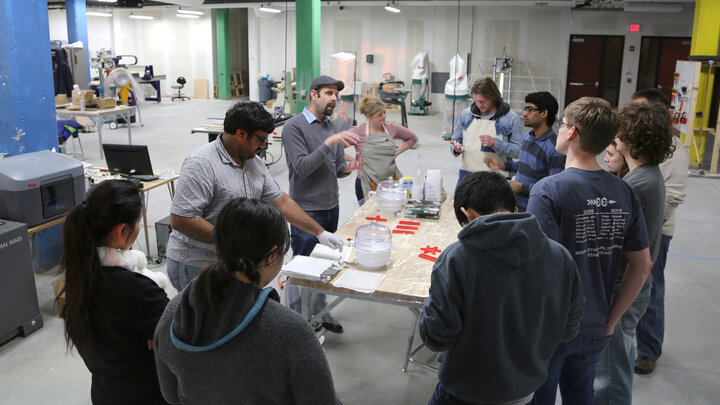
top-left (365, 216), bottom-right (388, 222)
top-left (399, 220), bottom-right (421, 226)
top-left (392, 230), bottom-right (415, 235)
top-left (396, 225), bottom-right (419, 230)
top-left (418, 253), bottom-right (437, 262)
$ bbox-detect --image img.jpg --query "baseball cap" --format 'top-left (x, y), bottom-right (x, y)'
top-left (310, 75), bottom-right (345, 92)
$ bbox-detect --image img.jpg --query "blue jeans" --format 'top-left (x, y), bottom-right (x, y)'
top-left (457, 169), bottom-right (472, 189)
top-left (287, 206), bottom-right (339, 322)
top-left (166, 259), bottom-right (204, 291)
top-left (355, 177), bottom-right (366, 206)
top-left (594, 288), bottom-right (651, 405)
top-left (636, 234), bottom-right (671, 360)
top-left (429, 383), bottom-right (534, 405)
top-left (534, 335), bottom-right (612, 405)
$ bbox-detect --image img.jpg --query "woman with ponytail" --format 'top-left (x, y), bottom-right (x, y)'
top-left (58, 179), bottom-right (169, 404)
top-left (154, 198), bottom-right (339, 405)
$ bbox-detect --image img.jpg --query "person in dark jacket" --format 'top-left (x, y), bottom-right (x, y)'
top-left (53, 46), bottom-right (74, 97)
top-left (58, 180), bottom-right (169, 405)
top-left (154, 198), bottom-right (339, 405)
top-left (419, 171), bottom-right (584, 405)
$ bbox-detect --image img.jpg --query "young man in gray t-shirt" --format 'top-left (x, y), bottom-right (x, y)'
top-left (594, 101), bottom-right (675, 405)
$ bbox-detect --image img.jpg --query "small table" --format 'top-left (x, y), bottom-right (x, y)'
top-left (92, 173), bottom-right (179, 256)
top-left (290, 198), bottom-right (461, 371)
top-left (56, 106), bottom-right (136, 159)
top-left (137, 75), bottom-right (167, 103)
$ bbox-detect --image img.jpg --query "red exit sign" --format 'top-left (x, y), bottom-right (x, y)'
top-left (629, 24), bottom-right (641, 32)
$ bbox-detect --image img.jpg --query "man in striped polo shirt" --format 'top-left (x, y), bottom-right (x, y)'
top-left (485, 91), bottom-right (566, 211)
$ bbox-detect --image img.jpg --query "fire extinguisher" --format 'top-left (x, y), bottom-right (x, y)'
top-left (681, 112), bottom-right (687, 124)
top-left (674, 112), bottom-right (680, 124)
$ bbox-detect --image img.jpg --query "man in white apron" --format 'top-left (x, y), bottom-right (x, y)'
top-left (450, 77), bottom-right (523, 187)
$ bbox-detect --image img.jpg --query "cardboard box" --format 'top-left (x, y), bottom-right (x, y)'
top-left (97, 97), bottom-right (116, 109)
top-left (55, 94), bottom-right (68, 105)
top-left (51, 276), bottom-right (66, 318)
top-left (72, 89), bottom-right (94, 105)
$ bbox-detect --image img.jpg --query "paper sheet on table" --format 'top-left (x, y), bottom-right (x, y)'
top-left (281, 256), bottom-right (338, 281)
top-left (333, 269), bottom-right (385, 293)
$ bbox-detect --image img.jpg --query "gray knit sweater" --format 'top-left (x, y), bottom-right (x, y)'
top-left (153, 278), bottom-right (338, 405)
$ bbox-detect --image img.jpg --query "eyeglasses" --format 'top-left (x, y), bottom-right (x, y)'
top-left (523, 106), bottom-right (540, 113)
top-left (252, 132), bottom-right (269, 146)
top-left (560, 121), bottom-right (581, 135)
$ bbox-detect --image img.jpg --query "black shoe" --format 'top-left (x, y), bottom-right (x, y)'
top-left (322, 321), bottom-right (344, 334)
top-left (312, 322), bottom-right (323, 333)
top-left (635, 355), bottom-right (656, 375)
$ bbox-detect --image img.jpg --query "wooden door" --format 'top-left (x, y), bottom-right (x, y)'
top-left (565, 35), bottom-right (625, 108)
top-left (638, 37), bottom-right (692, 101)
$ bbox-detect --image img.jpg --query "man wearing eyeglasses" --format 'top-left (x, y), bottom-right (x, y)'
top-left (282, 75), bottom-right (364, 334)
top-left (166, 101), bottom-right (344, 291)
top-left (527, 97), bottom-right (652, 405)
top-left (484, 91), bottom-right (566, 211)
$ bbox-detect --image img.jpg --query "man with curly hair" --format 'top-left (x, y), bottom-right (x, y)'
top-left (631, 89), bottom-right (690, 376)
top-left (594, 101), bottom-right (675, 405)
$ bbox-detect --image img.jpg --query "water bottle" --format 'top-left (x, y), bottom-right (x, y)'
top-left (80, 98), bottom-right (85, 111)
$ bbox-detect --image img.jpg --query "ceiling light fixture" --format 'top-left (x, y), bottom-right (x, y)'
top-left (385, 2), bottom-right (401, 13)
top-left (177, 13), bottom-right (200, 19)
top-left (259, 4), bottom-right (282, 14)
top-left (86, 11), bottom-right (112, 17)
top-left (177, 9), bottom-right (204, 16)
top-left (129, 13), bottom-right (154, 20)
top-left (97, 0), bottom-right (118, 3)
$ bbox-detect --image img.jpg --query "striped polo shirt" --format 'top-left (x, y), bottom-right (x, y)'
top-left (505, 129), bottom-right (566, 211)
top-left (166, 135), bottom-right (283, 268)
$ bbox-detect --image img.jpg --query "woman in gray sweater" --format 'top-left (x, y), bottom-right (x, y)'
top-left (154, 198), bottom-right (339, 405)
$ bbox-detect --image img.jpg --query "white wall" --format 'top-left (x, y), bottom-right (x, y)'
top-left (246, 4), bottom-right (693, 110)
top-left (48, 9), bottom-right (214, 97)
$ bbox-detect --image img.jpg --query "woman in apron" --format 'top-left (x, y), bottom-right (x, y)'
top-left (348, 95), bottom-right (418, 205)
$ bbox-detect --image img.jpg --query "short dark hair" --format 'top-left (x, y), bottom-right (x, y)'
top-left (563, 97), bottom-right (619, 155)
top-left (618, 102), bottom-right (675, 166)
top-left (470, 77), bottom-right (502, 107)
top-left (525, 91), bottom-right (559, 126)
top-left (224, 101), bottom-right (275, 136)
top-left (194, 198), bottom-right (291, 311)
top-left (631, 88), bottom-right (670, 108)
top-left (454, 171), bottom-right (516, 226)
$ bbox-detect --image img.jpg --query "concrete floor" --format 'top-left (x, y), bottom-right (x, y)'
top-left (1, 99), bottom-right (719, 404)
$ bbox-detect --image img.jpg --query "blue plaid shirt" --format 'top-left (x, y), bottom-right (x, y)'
top-left (505, 129), bottom-right (566, 211)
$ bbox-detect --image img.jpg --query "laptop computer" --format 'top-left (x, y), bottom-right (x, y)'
top-left (102, 144), bottom-right (158, 181)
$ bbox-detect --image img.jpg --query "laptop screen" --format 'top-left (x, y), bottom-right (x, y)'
top-left (102, 144), bottom-right (154, 176)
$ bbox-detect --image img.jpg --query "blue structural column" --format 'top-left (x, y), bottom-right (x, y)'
top-left (65, 0), bottom-right (91, 83)
top-left (0, 0), bottom-right (64, 272)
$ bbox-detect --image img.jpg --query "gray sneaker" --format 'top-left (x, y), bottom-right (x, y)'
top-left (635, 355), bottom-right (656, 375)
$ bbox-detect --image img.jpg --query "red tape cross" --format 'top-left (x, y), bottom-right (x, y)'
top-left (399, 220), bottom-right (421, 226)
top-left (419, 253), bottom-right (437, 262)
top-left (392, 230), bottom-right (415, 235)
top-left (366, 215), bottom-right (387, 222)
top-left (396, 225), bottom-right (419, 231)
top-left (421, 245), bottom-right (442, 255)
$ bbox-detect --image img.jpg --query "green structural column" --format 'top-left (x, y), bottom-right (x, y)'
top-left (216, 9), bottom-right (231, 100)
top-left (295, 0), bottom-right (321, 112)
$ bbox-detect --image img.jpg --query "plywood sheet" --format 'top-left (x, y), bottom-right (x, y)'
top-left (193, 78), bottom-right (209, 99)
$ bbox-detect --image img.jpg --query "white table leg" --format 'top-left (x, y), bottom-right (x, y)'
top-left (96, 116), bottom-right (104, 158)
top-left (126, 110), bottom-right (132, 145)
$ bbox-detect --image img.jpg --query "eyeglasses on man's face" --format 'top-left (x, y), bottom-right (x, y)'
top-left (523, 106), bottom-right (540, 113)
top-left (252, 131), bottom-right (269, 146)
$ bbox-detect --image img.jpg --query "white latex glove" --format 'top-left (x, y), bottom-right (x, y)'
top-left (317, 231), bottom-right (344, 251)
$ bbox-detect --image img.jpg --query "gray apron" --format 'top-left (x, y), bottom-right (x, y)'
top-left (360, 124), bottom-right (403, 199)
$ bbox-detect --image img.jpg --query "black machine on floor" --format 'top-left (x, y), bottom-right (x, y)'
top-left (0, 220), bottom-right (43, 346)
top-left (378, 80), bottom-right (411, 128)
